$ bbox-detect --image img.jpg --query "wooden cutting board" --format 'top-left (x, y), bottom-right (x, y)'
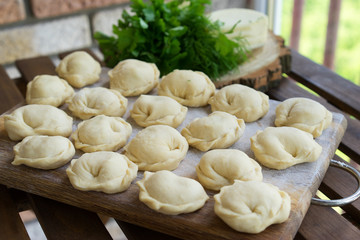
top-left (0, 70), bottom-right (346, 239)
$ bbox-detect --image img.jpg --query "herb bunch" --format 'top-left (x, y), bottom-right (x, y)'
top-left (94, 0), bottom-right (248, 80)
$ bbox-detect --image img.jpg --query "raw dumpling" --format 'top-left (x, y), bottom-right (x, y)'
top-left (196, 149), bottom-right (262, 191)
top-left (67, 87), bottom-right (127, 120)
top-left (208, 84), bottom-right (269, 122)
top-left (26, 75), bottom-right (74, 107)
top-left (4, 104), bottom-right (73, 141)
top-left (71, 115), bottom-right (132, 152)
top-left (181, 111), bottom-right (245, 151)
top-left (108, 59), bottom-right (160, 97)
top-left (56, 51), bottom-right (101, 88)
top-left (124, 125), bottom-right (188, 171)
top-left (13, 135), bottom-right (75, 169)
top-left (250, 127), bottom-right (322, 170)
top-left (158, 69), bottom-right (216, 107)
top-left (214, 180), bottom-right (291, 234)
top-left (130, 95), bottom-right (188, 128)
top-left (275, 97), bottom-right (333, 138)
top-left (66, 151), bottom-right (138, 194)
top-left (137, 170), bottom-right (209, 215)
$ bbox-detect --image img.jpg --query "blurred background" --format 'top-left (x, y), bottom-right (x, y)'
top-left (281, 0), bottom-right (359, 86)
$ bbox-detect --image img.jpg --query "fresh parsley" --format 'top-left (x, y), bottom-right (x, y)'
top-left (94, 0), bottom-right (248, 80)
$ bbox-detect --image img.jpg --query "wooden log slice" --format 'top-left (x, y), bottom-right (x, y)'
top-left (215, 32), bottom-right (291, 92)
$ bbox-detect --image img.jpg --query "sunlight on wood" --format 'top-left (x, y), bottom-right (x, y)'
top-left (316, 190), bottom-right (344, 214)
top-left (296, 82), bottom-right (319, 96)
top-left (335, 149), bottom-right (350, 162)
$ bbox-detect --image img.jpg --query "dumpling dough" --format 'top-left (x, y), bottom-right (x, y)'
top-left (66, 151), bottom-right (138, 194)
top-left (67, 87), bottom-right (127, 120)
top-left (71, 115), bottom-right (132, 152)
top-left (181, 111), bottom-right (245, 151)
top-left (214, 180), bottom-right (291, 234)
top-left (208, 84), bottom-right (269, 122)
top-left (26, 75), bottom-right (74, 107)
top-left (250, 127), bottom-right (322, 170)
top-left (158, 69), bottom-right (216, 107)
top-left (124, 125), bottom-right (188, 171)
top-left (56, 51), bottom-right (101, 88)
top-left (275, 97), bottom-right (332, 138)
top-left (108, 59), bottom-right (160, 97)
top-left (130, 95), bottom-right (188, 128)
top-left (13, 135), bottom-right (75, 169)
top-left (4, 104), bottom-right (73, 141)
top-left (196, 149), bottom-right (262, 191)
top-left (137, 170), bottom-right (209, 215)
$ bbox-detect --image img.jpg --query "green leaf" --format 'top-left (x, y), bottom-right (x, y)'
top-left (157, 18), bottom-right (166, 32)
top-left (168, 39), bottom-right (181, 56)
top-left (169, 26), bottom-right (188, 37)
top-left (139, 17), bottom-right (148, 29)
top-left (131, 0), bottom-right (145, 10)
top-left (115, 28), bottom-right (134, 51)
top-left (94, 0), bottom-right (248, 79)
top-left (143, 7), bottom-right (155, 22)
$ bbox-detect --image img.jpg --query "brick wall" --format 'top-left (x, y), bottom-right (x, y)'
top-left (0, 0), bottom-right (247, 66)
top-left (0, 0), bottom-right (130, 65)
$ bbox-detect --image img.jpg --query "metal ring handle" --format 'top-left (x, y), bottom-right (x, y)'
top-left (311, 159), bottom-right (360, 207)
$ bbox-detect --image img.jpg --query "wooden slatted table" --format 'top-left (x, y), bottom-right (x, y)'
top-left (0, 49), bottom-right (359, 239)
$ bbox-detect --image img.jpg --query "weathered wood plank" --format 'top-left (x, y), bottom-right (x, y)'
top-left (29, 194), bottom-right (112, 240)
top-left (15, 56), bottom-right (56, 83)
top-left (0, 66), bottom-right (29, 240)
top-left (289, 50), bottom-right (360, 119)
top-left (0, 185), bottom-right (30, 240)
top-left (0, 66), bottom-right (23, 114)
top-left (116, 219), bottom-right (181, 240)
top-left (12, 77), bottom-right (27, 97)
top-left (7, 188), bottom-right (32, 212)
top-left (298, 204), bottom-right (360, 239)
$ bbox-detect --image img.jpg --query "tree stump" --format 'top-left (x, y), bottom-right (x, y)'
top-left (215, 32), bottom-right (291, 92)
